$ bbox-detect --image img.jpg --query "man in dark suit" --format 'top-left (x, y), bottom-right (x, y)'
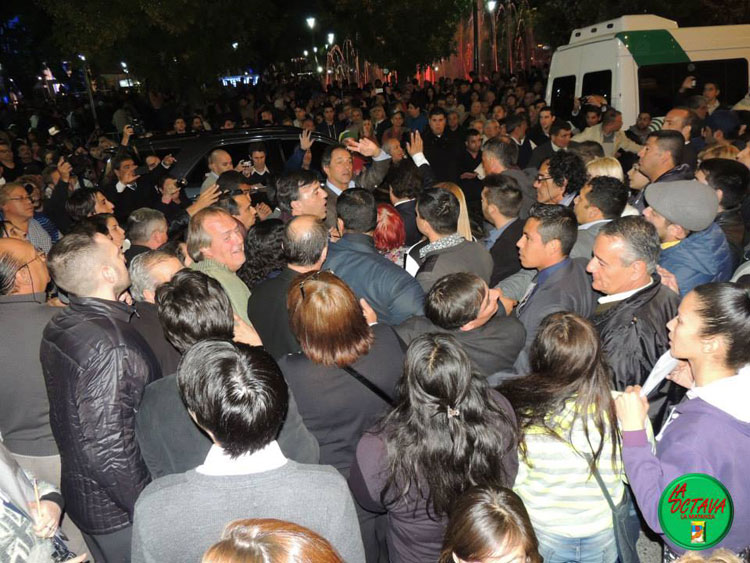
top-left (422, 107), bottom-right (463, 183)
top-left (510, 204), bottom-right (597, 374)
top-left (248, 215), bottom-right (328, 359)
top-left (388, 163), bottom-right (422, 246)
top-left (481, 174), bottom-right (525, 287)
top-left (316, 103), bottom-right (345, 140)
top-left (505, 114), bottom-right (534, 169)
top-left (395, 272), bottom-right (525, 376)
top-left (527, 120), bottom-right (573, 171)
top-left (324, 189), bottom-right (425, 325)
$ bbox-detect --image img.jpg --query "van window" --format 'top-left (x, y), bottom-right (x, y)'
top-left (551, 75), bottom-right (576, 119)
top-left (582, 70), bottom-right (612, 102)
top-left (638, 58), bottom-right (749, 117)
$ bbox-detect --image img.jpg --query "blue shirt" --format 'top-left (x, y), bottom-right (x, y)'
top-left (484, 218), bottom-right (518, 250)
top-left (536, 258), bottom-right (571, 288)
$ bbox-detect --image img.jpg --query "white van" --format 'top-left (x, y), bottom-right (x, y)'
top-left (545, 15), bottom-right (750, 126)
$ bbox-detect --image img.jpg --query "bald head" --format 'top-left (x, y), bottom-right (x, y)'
top-left (283, 215), bottom-right (328, 267)
top-left (208, 149), bottom-right (233, 176)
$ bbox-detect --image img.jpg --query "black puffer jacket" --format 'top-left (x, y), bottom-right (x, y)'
top-left (592, 277), bottom-right (683, 433)
top-left (40, 297), bottom-right (160, 534)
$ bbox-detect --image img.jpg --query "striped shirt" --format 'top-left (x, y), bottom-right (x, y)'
top-left (513, 398), bottom-right (624, 538)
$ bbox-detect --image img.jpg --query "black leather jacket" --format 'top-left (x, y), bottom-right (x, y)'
top-left (592, 277), bottom-right (682, 433)
top-left (40, 297), bottom-right (160, 534)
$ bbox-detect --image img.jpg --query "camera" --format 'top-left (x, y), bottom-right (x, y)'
top-left (176, 178), bottom-right (188, 189)
top-left (129, 118), bottom-right (146, 136)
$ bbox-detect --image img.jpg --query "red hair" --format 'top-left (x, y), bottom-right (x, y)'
top-left (374, 203), bottom-right (406, 252)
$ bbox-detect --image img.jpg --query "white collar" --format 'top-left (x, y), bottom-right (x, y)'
top-left (579, 219), bottom-right (610, 230)
top-left (253, 167), bottom-right (268, 176)
top-left (551, 142), bottom-right (564, 152)
top-left (325, 179), bottom-right (355, 196)
top-left (394, 198), bottom-right (415, 207)
top-left (598, 280), bottom-right (652, 304)
top-left (687, 366), bottom-right (750, 423)
top-left (196, 440), bottom-right (287, 476)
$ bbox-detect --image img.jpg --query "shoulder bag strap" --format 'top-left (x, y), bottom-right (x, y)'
top-left (342, 366), bottom-right (395, 407)
top-left (582, 452), bottom-right (617, 511)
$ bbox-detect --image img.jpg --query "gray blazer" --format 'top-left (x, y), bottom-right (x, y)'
top-left (513, 257), bottom-right (597, 373)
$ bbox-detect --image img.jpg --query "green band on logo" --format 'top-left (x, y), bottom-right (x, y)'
top-left (658, 473), bottom-right (734, 550)
top-left (615, 30), bottom-right (691, 66)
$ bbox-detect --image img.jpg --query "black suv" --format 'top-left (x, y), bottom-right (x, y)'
top-left (132, 126), bottom-right (338, 199)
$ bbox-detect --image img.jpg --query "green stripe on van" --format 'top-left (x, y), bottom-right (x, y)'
top-left (615, 30), bottom-right (690, 66)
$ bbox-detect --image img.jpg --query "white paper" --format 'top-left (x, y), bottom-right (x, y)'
top-left (640, 350), bottom-right (679, 397)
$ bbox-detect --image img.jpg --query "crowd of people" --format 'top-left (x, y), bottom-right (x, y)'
top-left (1, 66), bottom-right (750, 563)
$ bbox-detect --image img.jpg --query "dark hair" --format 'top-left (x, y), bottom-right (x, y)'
top-left (249, 142), bottom-right (267, 155)
top-left (483, 174), bottom-right (522, 218)
top-left (156, 269), bottom-right (234, 353)
top-left (425, 273), bottom-right (486, 329)
top-left (465, 128), bottom-right (481, 141)
top-left (599, 216), bottom-right (661, 274)
top-left (693, 283), bottom-right (750, 371)
top-left (388, 163), bottom-right (421, 200)
top-left (283, 216), bottom-right (328, 266)
top-left (500, 312), bottom-right (619, 472)
top-left (417, 188), bottom-right (459, 235)
top-left (549, 119), bottom-right (572, 136)
top-left (569, 141), bottom-right (605, 163)
top-left (111, 153), bottom-right (135, 171)
top-left (337, 188), bottom-right (377, 233)
top-left (237, 219), bottom-right (285, 290)
top-left (698, 158), bottom-right (750, 210)
top-left (504, 114), bottom-right (525, 135)
top-left (528, 203), bottom-right (578, 256)
top-left (646, 130), bottom-right (685, 167)
top-left (202, 518), bottom-right (343, 563)
top-left (585, 176), bottom-right (628, 219)
top-left (428, 107), bottom-right (447, 119)
top-left (538, 105), bottom-right (554, 116)
top-left (439, 487), bottom-right (542, 563)
top-left (548, 151), bottom-right (587, 195)
top-left (287, 271), bottom-right (373, 366)
top-left (178, 340), bottom-right (288, 457)
top-left (483, 137), bottom-right (519, 168)
top-left (276, 170), bottom-right (321, 214)
top-left (216, 170), bottom-right (251, 194)
top-left (65, 188), bottom-right (101, 223)
top-left (376, 334), bottom-right (517, 517)
top-left (601, 108), bottom-right (621, 126)
top-left (71, 213), bottom-right (115, 238)
top-left (321, 144), bottom-right (348, 169)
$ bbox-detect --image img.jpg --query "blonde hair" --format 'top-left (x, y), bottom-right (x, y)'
top-left (675, 548), bottom-right (743, 563)
top-left (586, 157), bottom-right (624, 181)
top-left (435, 182), bottom-right (472, 241)
top-left (698, 144), bottom-right (739, 163)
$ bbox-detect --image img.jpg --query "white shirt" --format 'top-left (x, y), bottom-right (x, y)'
top-left (598, 280), bottom-right (653, 304)
top-left (197, 440), bottom-right (287, 476)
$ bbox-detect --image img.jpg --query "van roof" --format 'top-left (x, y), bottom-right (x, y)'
top-left (567, 15), bottom-right (677, 45)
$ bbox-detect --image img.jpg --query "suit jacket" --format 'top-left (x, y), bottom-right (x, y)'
top-left (422, 129), bottom-right (463, 183)
top-left (102, 165), bottom-right (168, 224)
top-left (135, 373), bottom-right (319, 479)
top-left (527, 141), bottom-right (560, 170)
top-left (415, 239), bottom-right (494, 293)
top-left (324, 233), bottom-right (425, 325)
top-left (247, 267), bottom-right (301, 360)
top-left (569, 220), bottom-right (610, 260)
top-left (394, 199), bottom-right (421, 247)
top-left (488, 218), bottom-right (525, 287)
top-left (324, 157), bottom-right (391, 228)
top-left (394, 314), bottom-right (525, 376)
top-left (131, 301), bottom-right (182, 378)
top-left (513, 258), bottom-right (597, 373)
top-left (572, 123), bottom-right (643, 157)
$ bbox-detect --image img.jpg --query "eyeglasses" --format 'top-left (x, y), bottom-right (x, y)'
top-left (534, 175), bottom-right (553, 183)
top-left (298, 269), bottom-right (327, 299)
top-left (20, 250), bottom-right (46, 269)
top-left (7, 195), bottom-right (34, 203)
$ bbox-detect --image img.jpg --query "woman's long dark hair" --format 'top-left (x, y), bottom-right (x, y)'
top-left (376, 333), bottom-right (518, 518)
top-left (237, 219), bottom-right (285, 290)
top-left (499, 312), bottom-right (619, 473)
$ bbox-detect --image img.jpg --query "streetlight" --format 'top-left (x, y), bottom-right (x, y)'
top-left (306, 17), bottom-right (316, 29)
top-left (121, 61), bottom-right (129, 73)
top-left (487, 1), bottom-right (498, 72)
top-left (306, 17), bottom-right (319, 68)
top-left (327, 32), bottom-right (335, 45)
top-left (317, 66), bottom-right (323, 73)
top-left (78, 54), bottom-right (86, 61)
top-left (304, 50), bottom-right (309, 57)
top-left (313, 47), bottom-right (318, 53)
top-left (232, 42), bottom-right (239, 50)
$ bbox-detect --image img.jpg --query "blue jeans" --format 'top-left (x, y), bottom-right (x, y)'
top-left (535, 527), bottom-right (617, 563)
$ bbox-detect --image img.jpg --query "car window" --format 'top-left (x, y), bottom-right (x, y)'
top-left (639, 58), bottom-right (748, 117)
top-left (551, 75), bottom-right (576, 120)
top-left (582, 70), bottom-right (612, 103)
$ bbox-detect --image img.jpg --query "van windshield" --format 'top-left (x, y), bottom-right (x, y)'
top-left (638, 58), bottom-right (748, 117)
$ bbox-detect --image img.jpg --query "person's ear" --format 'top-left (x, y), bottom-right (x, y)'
top-left (14, 267), bottom-right (31, 291)
top-left (630, 259), bottom-right (647, 281)
top-left (101, 264), bottom-right (118, 286)
top-left (336, 217), bottom-right (345, 234)
top-left (319, 245), bottom-right (329, 264)
top-left (142, 289), bottom-right (156, 303)
top-left (669, 224), bottom-right (689, 241)
top-left (546, 238), bottom-right (562, 256)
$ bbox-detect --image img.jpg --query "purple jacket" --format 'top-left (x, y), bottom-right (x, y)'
top-left (622, 397), bottom-right (750, 554)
